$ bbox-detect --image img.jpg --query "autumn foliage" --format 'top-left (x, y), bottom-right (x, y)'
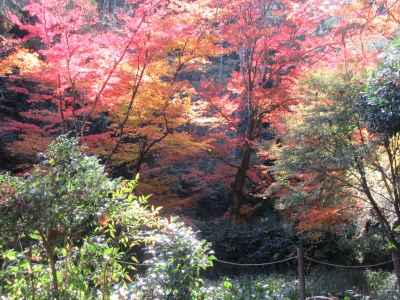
top-left (1, 0), bottom-right (400, 229)
top-left (199, 0), bottom-right (338, 220)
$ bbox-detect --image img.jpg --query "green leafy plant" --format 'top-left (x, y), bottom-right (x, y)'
top-left (0, 135), bottom-right (216, 299)
top-left (0, 135), bottom-right (118, 299)
top-left (126, 219), bottom-right (215, 300)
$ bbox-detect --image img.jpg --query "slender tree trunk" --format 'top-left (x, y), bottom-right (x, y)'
top-left (39, 230), bottom-right (60, 299)
top-left (230, 110), bottom-right (260, 221)
top-left (48, 251), bottom-right (59, 299)
top-left (297, 245), bottom-right (306, 300)
top-left (27, 248), bottom-right (36, 300)
top-left (392, 249), bottom-right (400, 290)
top-left (43, 237), bottom-right (59, 300)
top-left (231, 143), bottom-right (252, 221)
top-left (133, 155), bottom-right (144, 176)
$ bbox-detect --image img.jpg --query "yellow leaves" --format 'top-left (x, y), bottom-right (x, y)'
top-left (112, 59), bottom-right (194, 129)
top-left (0, 48), bottom-right (42, 76)
top-left (162, 131), bottom-right (211, 157)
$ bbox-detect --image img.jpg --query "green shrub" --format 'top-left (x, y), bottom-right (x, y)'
top-left (0, 136), bottom-right (160, 299)
top-left (0, 135), bottom-right (215, 299)
top-left (201, 275), bottom-right (298, 300)
top-left (360, 40), bottom-right (400, 135)
top-left (0, 136), bottom-right (120, 299)
top-left (199, 270), bottom-right (394, 300)
top-left (121, 219), bottom-right (215, 300)
top-left (366, 271), bottom-right (399, 300)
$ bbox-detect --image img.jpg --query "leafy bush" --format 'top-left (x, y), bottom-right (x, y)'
top-left (123, 219), bottom-right (215, 300)
top-left (0, 136), bottom-right (119, 299)
top-left (201, 275), bottom-right (298, 300)
top-left (0, 135), bottom-right (215, 299)
top-left (366, 271), bottom-right (400, 300)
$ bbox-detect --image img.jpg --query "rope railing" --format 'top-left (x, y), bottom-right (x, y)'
top-left (304, 255), bottom-right (393, 269)
top-left (214, 256), bottom-right (297, 266)
top-left (118, 250), bottom-right (395, 300)
top-left (119, 256), bottom-right (298, 267)
top-left (120, 254), bottom-right (392, 269)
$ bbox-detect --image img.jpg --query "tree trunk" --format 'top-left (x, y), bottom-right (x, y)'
top-left (27, 247), bottom-right (36, 300)
top-left (392, 249), bottom-right (400, 290)
top-left (48, 251), bottom-right (59, 299)
top-left (297, 245), bottom-right (306, 300)
top-left (230, 110), bottom-right (260, 222)
top-left (231, 143), bottom-right (252, 221)
top-left (44, 239), bottom-right (59, 300)
top-left (39, 230), bottom-right (60, 299)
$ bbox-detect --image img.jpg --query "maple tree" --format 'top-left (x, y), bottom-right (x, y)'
top-left (270, 0), bottom-right (400, 232)
top-left (270, 0), bottom-right (400, 233)
top-left (277, 41), bottom-right (400, 285)
top-left (5, 0), bottom-right (163, 135)
top-left (93, 4), bottom-right (218, 176)
top-left (1, 0), bottom-right (400, 224)
top-left (0, 0), bottom-right (223, 214)
top-left (4, 0), bottom-right (400, 297)
top-left (337, 0), bottom-right (400, 39)
top-left (275, 70), bottom-right (363, 235)
top-left (311, 0), bottom-right (400, 72)
top-left (1, 0), bottom-right (215, 176)
top-left (201, 0), bottom-right (334, 221)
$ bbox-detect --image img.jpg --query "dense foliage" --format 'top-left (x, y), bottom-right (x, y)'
top-left (0, 137), bottom-right (214, 299)
top-left (2, 0), bottom-right (400, 298)
top-left (361, 42), bottom-right (400, 135)
top-left (276, 39), bottom-right (400, 287)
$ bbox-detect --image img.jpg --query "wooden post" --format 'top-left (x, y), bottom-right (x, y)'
top-left (392, 250), bottom-right (400, 291)
top-left (297, 246), bottom-right (306, 300)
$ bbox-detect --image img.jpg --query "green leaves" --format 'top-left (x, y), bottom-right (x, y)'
top-left (360, 42), bottom-right (400, 136)
top-left (3, 249), bottom-right (17, 261)
top-left (0, 135), bottom-right (216, 299)
top-left (29, 231), bottom-right (41, 241)
top-left (0, 136), bottom-right (123, 298)
top-left (130, 220), bottom-right (215, 299)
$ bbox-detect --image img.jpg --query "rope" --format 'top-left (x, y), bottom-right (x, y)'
top-left (304, 256), bottom-right (392, 269)
top-left (119, 255), bottom-right (392, 269)
top-left (214, 256), bottom-right (297, 266)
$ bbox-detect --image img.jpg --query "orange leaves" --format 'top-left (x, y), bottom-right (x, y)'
top-left (322, 0), bottom-right (400, 70)
top-left (351, 127), bottom-right (375, 145)
top-left (297, 204), bottom-right (355, 233)
top-left (6, 133), bottom-right (52, 159)
top-left (337, 0), bottom-right (400, 38)
top-left (0, 182), bottom-right (15, 206)
top-left (97, 213), bottom-right (109, 227)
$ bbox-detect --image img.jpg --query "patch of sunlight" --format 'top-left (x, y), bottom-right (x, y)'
top-left (0, 48), bottom-right (42, 75)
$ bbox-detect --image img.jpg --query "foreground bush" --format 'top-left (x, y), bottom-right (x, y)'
top-left (0, 136), bottom-right (120, 299)
top-left (113, 220), bottom-right (214, 299)
top-left (0, 136), bottom-right (214, 299)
